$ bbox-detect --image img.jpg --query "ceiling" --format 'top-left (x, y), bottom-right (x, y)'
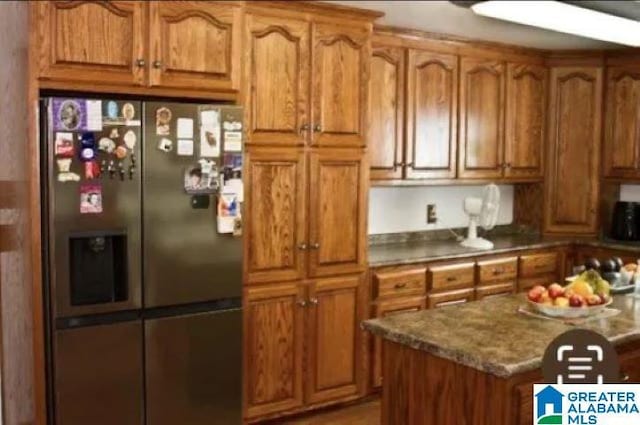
top-left (325, 1), bottom-right (638, 50)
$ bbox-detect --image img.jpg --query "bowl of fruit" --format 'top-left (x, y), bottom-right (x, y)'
top-left (527, 270), bottom-right (612, 319)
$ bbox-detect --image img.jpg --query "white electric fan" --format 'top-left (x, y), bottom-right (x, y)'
top-left (460, 184), bottom-right (500, 250)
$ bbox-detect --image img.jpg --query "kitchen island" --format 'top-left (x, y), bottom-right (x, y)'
top-left (363, 294), bottom-right (640, 425)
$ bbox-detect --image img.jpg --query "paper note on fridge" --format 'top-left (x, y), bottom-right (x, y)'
top-left (177, 118), bottom-right (194, 139)
top-left (200, 109), bottom-right (221, 158)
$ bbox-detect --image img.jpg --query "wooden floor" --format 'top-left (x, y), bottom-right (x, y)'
top-left (274, 399), bottom-right (381, 425)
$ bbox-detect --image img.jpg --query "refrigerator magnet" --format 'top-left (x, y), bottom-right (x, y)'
top-left (123, 130), bottom-right (137, 149)
top-left (84, 161), bottom-right (100, 180)
top-left (109, 128), bottom-right (119, 139)
top-left (80, 147), bottom-right (96, 162)
top-left (156, 107), bottom-right (172, 136)
top-left (107, 101), bottom-right (118, 120)
top-left (177, 139), bottom-right (194, 156)
top-left (115, 145), bottom-right (128, 160)
top-left (223, 131), bottom-right (243, 152)
top-left (79, 183), bottom-right (103, 214)
top-left (86, 100), bottom-right (103, 131)
top-left (177, 118), bottom-right (194, 139)
top-left (122, 103), bottom-right (135, 121)
top-left (199, 109), bottom-right (221, 158)
top-left (54, 132), bottom-right (75, 157)
top-left (53, 99), bottom-right (82, 131)
top-left (157, 138), bottom-right (173, 153)
top-left (80, 132), bottom-right (96, 148)
top-left (98, 137), bottom-right (116, 153)
top-left (184, 162), bottom-right (218, 194)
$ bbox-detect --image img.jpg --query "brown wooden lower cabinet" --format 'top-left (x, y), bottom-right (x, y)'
top-left (244, 274), bottom-right (365, 421)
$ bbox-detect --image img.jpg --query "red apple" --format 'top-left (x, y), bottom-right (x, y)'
top-left (600, 293), bottom-right (611, 304)
top-left (539, 291), bottom-right (552, 305)
top-left (569, 294), bottom-right (585, 307)
top-left (548, 283), bottom-right (565, 299)
top-left (528, 286), bottom-right (545, 302)
top-left (586, 294), bottom-right (602, 306)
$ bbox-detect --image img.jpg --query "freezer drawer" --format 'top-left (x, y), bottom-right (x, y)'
top-left (54, 321), bottom-right (143, 425)
top-left (145, 308), bottom-right (242, 425)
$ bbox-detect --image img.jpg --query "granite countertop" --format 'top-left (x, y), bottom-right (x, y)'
top-left (363, 294), bottom-right (640, 378)
top-left (368, 234), bottom-right (640, 267)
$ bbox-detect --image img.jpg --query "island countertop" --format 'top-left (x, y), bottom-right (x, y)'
top-left (362, 294), bottom-right (640, 378)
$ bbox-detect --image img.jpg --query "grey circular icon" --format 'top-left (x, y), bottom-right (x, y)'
top-left (542, 329), bottom-right (620, 384)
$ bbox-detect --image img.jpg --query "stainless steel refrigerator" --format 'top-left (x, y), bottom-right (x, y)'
top-left (41, 97), bottom-right (243, 425)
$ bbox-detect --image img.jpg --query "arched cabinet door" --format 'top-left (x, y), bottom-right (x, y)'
top-left (311, 24), bottom-right (371, 148)
top-left (148, 1), bottom-right (241, 91)
top-left (243, 14), bottom-right (310, 146)
top-left (37, 1), bottom-right (146, 85)
top-left (458, 57), bottom-right (506, 179)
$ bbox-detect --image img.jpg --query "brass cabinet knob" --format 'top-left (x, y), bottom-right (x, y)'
top-left (313, 124), bottom-right (322, 132)
top-left (135, 58), bottom-right (146, 67)
top-left (298, 243), bottom-right (307, 250)
top-left (309, 298), bottom-right (319, 306)
top-left (153, 60), bottom-right (162, 69)
top-left (297, 300), bottom-right (307, 308)
top-left (311, 242), bottom-right (320, 249)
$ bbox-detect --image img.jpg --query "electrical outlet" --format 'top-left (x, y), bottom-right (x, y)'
top-left (427, 204), bottom-right (437, 224)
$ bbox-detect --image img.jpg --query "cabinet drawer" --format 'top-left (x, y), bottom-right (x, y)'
top-left (619, 348), bottom-right (640, 383)
top-left (428, 262), bottom-right (475, 292)
top-left (519, 253), bottom-right (558, 277)
top-left (477, 257), bottom-right (517, 284)
top-left (518, 274), bottom-right (557, 291)
top-left (475, 282), bottom-right (515, 300)
top-left (427, 288), bottom-right (475, 309)
top-left (374, 266), bottom-right (426, 299)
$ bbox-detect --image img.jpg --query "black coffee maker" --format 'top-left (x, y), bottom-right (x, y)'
top-left (611, 201), bottom-right (640, 241)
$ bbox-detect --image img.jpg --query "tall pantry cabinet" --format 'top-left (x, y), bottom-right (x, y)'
top-left (241, 4), bottom-right (377, 422)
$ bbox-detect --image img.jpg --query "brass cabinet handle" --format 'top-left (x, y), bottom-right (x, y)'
top-left (311, 242), bottom-right (320, 249)
top-left (136, 58), bottom-right (146, 67)
top-left (153, 60), bottom-right (162, 69)
top-left (313, 124), bottom-right (322, 132)
top-left (297, 300), bottom-right (307, 307)
top-left (506, 162), bottom-right (512, 168)
top-left (299, 124), bottom-right (310, 135)
top-left (493, 268), bottom-right (505, 275)
top-left (394, 282), bottom-right (407, 289)
top-left (446, 276), bottom-right (457, 282)
top-left (309, 298), bottom-right (319, 306)
top-left (298, 243), bottom-right (308, 250)
top-left (622, 373), bottom-right (630, 382)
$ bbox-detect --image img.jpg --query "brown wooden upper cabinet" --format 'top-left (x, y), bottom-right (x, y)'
top-left (458, 57), bottom-right (506, 179)
top-left (244, 14), bottom-right (370, 148)
top-left (36, 1), bottom-right (242, 92)
top-left (544, 67), bottom-right (603, 235)
top-left (504, 63), bottom-right (547, 179)
top-left (602, 66), bottom-right (640, 179)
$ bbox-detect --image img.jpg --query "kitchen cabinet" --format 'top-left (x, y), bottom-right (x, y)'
top-left (475, 282), bottom-right (515, 300)
top-left (477, 256), bottom-right (518, 284)
top-left (244, 148), bottom-right (306, 284)
top-left (308, 149), bottom-right (368, 277)
top-left (36, 1), bottom-right (146, 86)
top-left (36, 1), bottom-right (242, 93)
top-left (244, 283), bottom-right (305, 419)
top-left (306, 275), bottom-right (365, 404)
top-left (406, 50), bottom-right (459, 179)
top-left (458, 57), bottom-right (506, 179)
top-left (602, 66), bottom-right (640, 179)
top-left (147, 1), bottom-right (242, 91)
top-left (243, 14), bottom-right (310, 146)
top-left (372, 265), bottom-right (427, 299)
top-left (544, 66), bottom-right (603, 235)
top-left (372, 295), bottom-right (426, 388)
top-left (427, 288), bottom-right (475, 309)
top-left (369, 45), bottom-right (405, 179)
top-left (504, 63), bottom-right (547, 179)
top-left (428, 262), bottom-right (475, 292)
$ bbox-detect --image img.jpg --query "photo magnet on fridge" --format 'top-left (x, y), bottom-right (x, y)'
top-left (199, 108), bottom-right (221, 157)
top-left (54, 132), bottom-right (75, 157)
top-left (184, 160), bottom-right (219, 194)
top-left (156, 107), bottom-right (172, 136)
top-left (79, 183), bottom-right (103, 214)
top-left (157, 138), bottom-right (173, 153)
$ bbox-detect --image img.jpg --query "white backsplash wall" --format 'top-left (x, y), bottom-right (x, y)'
top-left (368, 185), bottom-right (514, 235)
top-left (620, 185), bottom-right (640, 202)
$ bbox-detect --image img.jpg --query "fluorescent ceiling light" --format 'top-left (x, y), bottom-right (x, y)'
top-left (471, 1), bottom-right (640, 47)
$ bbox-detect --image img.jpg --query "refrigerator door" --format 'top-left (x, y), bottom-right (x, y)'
top-left (54, 321), bottom-right (144, 425)
top-left (46, 98), bottom-right (142, 318)
top-left (145, 308), bottom-right (242, 425)
top-left (143, 102), bottom-right (243, 307)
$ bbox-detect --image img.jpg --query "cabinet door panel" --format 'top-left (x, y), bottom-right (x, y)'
top-left (603, 67), bottom-right (640, 179)
top-left (369, 46), bottom-right (405, 179)
top-left (545, 67), bottom-right (602, 234)
top-left (244, 148), bottom-right (306, 284)
top-left (245, 283), bottom-right (305, 419)
top-left (244, 14), bottom-right (310, 146)
top-left (406, 50), bottom-right (458, 179)
top-left (149, 1), bottom-right (241, 91)
top-left (37, 1), bottom-right (145, 85)
top-left (459, 58), bottom-right (505, 179)
top-left (308, 150), bottom-right (367, 277)
top-left (312, 24), bottom-right (370, 147)
top-left (306, 275), bottom-right (364, 404)
top-left (505, 63), bottom-right (547, 179)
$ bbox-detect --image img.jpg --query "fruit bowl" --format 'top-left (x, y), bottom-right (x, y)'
top-left (527, 298), bottom-right (612, 319)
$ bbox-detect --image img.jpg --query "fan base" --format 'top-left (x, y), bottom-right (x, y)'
top-left (460, 237), bottom-right (494, 250)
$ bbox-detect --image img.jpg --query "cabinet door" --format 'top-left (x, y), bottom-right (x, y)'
top-left (406, 50), bottom-right (458, 179)
top-left (306, 275), bottom-right (365, 404)
top-left (427, 288), bottom-right (475, 309)
top-left (459, 57), bottom-right (506, 179)
top-left (603, 67), bottom-right (640, 179)
top-left (148, 1), bottom-right (241, 91)
top-left (244, 283), bottom-right (305, 419)
top-left (244, 14), bottom-right (310, 146)
top-left (544, 67), bottom-right (603, 235)
top-left (369, 46), bottom-right (405, 179)
top-left (372, 296), bottom-right (425, 388)
top-left (505, 63), bottom-right (547, 179)
top-left (37, 1), bottom-right (145, 85)
top-left (311, 24), bottom-right (370, 147)
top-left (308, 149), bottom-right (368, 277)
top-left (244, 148), bottom-right (306, 284)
